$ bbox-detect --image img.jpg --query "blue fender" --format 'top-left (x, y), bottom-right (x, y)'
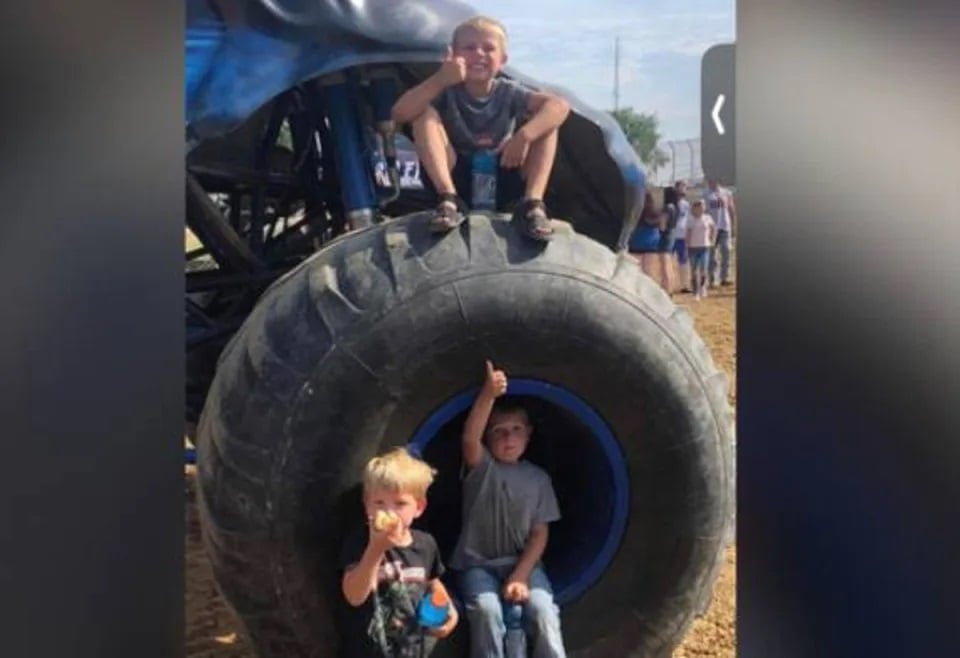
top-left (186, 0), bottom-right (474, 142)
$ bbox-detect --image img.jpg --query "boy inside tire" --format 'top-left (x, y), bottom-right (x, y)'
top-left (450, 360), bottom-right (568, 658)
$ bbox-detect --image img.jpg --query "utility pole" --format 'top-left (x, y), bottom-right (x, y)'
top-left (614, 36), bottom-right (620, 112)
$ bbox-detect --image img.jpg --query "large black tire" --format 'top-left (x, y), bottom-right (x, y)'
top-left (196, 211), bottom-right (734, 657)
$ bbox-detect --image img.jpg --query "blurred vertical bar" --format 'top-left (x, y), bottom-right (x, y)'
top-left (738, 0), bottom-right (960, 656)
top-left (0, 1), bottom-right (184, 656)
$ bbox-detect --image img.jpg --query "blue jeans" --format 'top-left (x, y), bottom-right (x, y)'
top-left (458, 565), bottom-right (566, 658)
top-left (689, 247), bottom-right (710, 273)
top-left (673, 237), bottom-right (689, 265)
top-left (710, 229), bottom-right (732, 283)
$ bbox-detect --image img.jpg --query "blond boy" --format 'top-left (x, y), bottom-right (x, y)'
top-left (340, 448), bottom-right (458, 657)
top-left (391, 15), bottom-right (570, 241)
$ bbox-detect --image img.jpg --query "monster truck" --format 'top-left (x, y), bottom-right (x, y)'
top-left (186, 1), bottom-right (734, 656)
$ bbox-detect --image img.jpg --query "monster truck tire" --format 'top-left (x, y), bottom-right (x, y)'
top-left (195, 211), bottom-right (734, 658)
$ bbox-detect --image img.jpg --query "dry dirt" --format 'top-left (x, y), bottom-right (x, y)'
top-left (184, 264), bottom-right (737, 658)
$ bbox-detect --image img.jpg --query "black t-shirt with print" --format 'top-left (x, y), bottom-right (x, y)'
top-left (338, 528), bottom-right (446, 658)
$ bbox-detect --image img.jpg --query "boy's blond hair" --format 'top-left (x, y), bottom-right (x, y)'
top-left (452, 15), bottom-right (508, 51)
top-left (363, 448), bottom-right (437, 500)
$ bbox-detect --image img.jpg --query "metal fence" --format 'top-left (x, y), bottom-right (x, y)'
top-left (646, 138), bottom-right (703, 187)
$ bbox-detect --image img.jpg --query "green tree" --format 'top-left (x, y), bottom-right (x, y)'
top-left (610, 107), bottom-right (668, 168)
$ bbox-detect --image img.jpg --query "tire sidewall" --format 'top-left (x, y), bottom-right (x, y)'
top-left (198, 217), bottom-right (732, 657)
top-left (279, 270), bottom-right (729, 655)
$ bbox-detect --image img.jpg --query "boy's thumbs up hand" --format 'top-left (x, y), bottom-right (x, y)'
top-left (438, 46), bottom-right (467, 87)
top-left (483, 359), bottom-right (508, 398)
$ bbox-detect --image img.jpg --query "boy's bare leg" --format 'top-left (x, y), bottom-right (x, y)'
top-left (412, 106), bottom-right (458, 196)
top-left (413, 107), bottom-right (464, 232)
top-left (521, 127), bottom-right (559, 201)
top-left (513, 128), bottom-right (558, 241)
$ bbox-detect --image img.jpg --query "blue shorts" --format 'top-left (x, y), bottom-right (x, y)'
top-left (673, 238), bottom-right (688, 265)
top-left (689, 247), bottom-right (710, 270)
top-left (629, 224), bottom-right (661, 254)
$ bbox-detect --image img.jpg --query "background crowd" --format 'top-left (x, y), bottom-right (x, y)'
top-left (629, 178), bottom-right (737, 300)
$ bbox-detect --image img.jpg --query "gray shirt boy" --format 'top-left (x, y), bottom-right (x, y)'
top-left (433, 77), bottom-right (532, 153)
top-left (449, 448), bottom-right (561, 570)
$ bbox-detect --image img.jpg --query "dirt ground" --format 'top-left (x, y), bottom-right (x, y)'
top-left (184, 263), bottom-right (737, 658)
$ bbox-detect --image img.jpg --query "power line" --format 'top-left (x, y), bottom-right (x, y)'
top-left (613, 36), bottom-right (620, 112)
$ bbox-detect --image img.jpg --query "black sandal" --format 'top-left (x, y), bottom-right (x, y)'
top-left (513, 198), bottom-right (554, 242)
top-left (429, 193), bottom-right (466, 234)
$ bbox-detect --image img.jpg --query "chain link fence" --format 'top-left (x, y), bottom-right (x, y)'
top-left (646, 138), bottom-right (703, 187)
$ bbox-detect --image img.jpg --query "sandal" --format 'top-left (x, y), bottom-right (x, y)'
top-left (429, 193), bottom-right (466, 234)
top-left (513, 198), bottom-right (554, 242)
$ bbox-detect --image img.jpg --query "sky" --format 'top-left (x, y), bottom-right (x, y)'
top-left (467, 0), bottom-right (735, 142)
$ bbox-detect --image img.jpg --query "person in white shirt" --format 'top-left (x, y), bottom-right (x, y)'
top-left (671, 180), bottom-right (692, 293)
top-left (702, 178), bottom-right (737, 286)
top-left (685, 200), bottom-right (716, 300)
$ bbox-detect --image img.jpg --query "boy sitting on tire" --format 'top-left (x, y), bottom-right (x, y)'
top-left (451, 360), bottom-right (567, 658)
top-left (341, 448), bottom-right (459, 657)
top-left (391, 15), bottom-right (571, 242)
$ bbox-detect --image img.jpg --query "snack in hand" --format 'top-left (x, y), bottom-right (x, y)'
top-left (373, 510), bottom-right (399, 531)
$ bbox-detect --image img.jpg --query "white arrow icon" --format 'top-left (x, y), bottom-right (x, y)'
top-left (712, 94), bottom-right (726, 135)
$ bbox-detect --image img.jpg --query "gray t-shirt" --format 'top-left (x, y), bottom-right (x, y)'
top-left (433, 78), bottom-right (533, 152)
top-left (449, 449), bottom-right (561, 570)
